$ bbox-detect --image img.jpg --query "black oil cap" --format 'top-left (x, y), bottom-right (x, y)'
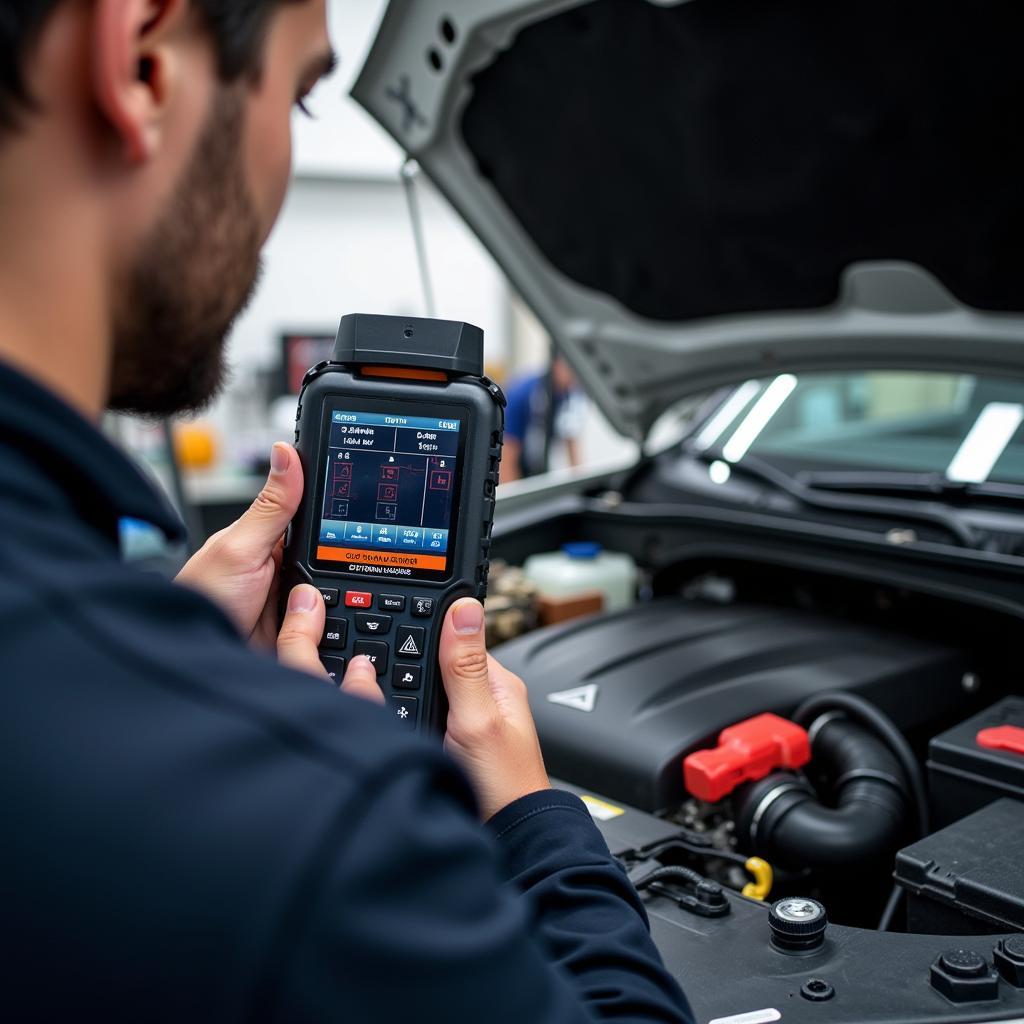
top-left (333, 314), bottom-right (484, 376)
top-left (769, 897), bottom-right (828, 954)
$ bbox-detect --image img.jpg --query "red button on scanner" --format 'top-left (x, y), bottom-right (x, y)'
top-left (977, 725), bottom-right (1024, 756)
top-left (345, 591), bottom-right (373, 608)
top-left (683, 713), bottom-right (811, 803)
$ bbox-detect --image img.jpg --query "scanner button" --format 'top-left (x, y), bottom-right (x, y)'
top-left (353, 640), bottom-right (389, 676)
top-left (321, 618), bottom-right (348, 649)
top-left (396, 626), bottom-right (426, 659)
top-left (390, 695), bottom-right (418, 730)
top-left (321, 656), bottom-right (346, 684)
top-left (411, 597), bottom-right (435, 618)
top-left (356, 613), bottom-right (392, 635)
top-left (378, 594), bottom-right (407, 612)
top-left (318, 587), bottom-right (339, 608)
top-left (393, 664), bottom-right (422, 691)
top-left (345, 591), bottom-right (373, 608)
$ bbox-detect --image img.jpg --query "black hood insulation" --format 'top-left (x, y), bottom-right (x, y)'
top-left (462, 0), bottom-right (1024, 322)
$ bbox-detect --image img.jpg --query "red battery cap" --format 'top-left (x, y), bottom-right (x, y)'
top-left (976, 725), bottom-right (1024, 755)
top-left (684, 713), bottom-right (811, 803)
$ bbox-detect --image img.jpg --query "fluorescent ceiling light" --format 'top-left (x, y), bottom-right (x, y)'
top-left (693, 379), bottom-right (762, 450)
top-left (722, 374), bottom-right (799, 463)
top-left (946, 402), bottom-right (1024, 483)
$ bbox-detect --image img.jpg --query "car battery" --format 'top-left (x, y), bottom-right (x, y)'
top-left (928, 696), bottom-right (1024, 828)
top-left (894, 797), bottom-right (1024, 935)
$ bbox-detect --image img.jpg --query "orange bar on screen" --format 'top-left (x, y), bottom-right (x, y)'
top-left (317, 547), bottom-right (447, 572)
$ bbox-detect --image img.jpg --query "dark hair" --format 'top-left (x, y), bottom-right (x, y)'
top-left (0, 0), bottom-right (295, 132)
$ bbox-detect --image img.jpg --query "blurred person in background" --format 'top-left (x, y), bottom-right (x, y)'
top-left (0, 1), bottom-right (691, 1021)
top-left (502, 355), bottom-right (585, 480)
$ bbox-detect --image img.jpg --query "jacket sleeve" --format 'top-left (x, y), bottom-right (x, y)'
top-left (488, 789), bottom-right (694, 1023)
top-left (271, 756), bottom-right (692, 1024)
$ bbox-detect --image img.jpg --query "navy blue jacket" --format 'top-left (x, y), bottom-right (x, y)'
top-left (0, 362), bottom-right (692, 1023)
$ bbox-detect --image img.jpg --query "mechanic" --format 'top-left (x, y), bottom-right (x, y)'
top-left (0, 2), bottom-right (692, 1021)
top-left (502, 355), bottom-right (585, 480)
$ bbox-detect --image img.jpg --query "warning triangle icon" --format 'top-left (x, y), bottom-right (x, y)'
top-left (399, 634), bottom-right (421, 656)
top-left (546, 684), bottom-right (598, 713)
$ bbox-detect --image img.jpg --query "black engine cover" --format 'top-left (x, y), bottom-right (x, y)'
top-left (495, 599), bottom-right (969, 811)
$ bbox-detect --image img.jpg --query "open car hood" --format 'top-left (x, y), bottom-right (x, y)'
top-left (353, 0), bottom-right (1024, 440)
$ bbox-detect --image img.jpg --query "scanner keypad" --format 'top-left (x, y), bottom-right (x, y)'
top-left (318, 587), bottom-right (436, 728)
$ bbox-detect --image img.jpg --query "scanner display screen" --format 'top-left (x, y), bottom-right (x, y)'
top-left (312, 405), bottom-right (463, 579)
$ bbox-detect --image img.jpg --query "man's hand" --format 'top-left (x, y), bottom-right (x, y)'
top-left (439, 599), bottom-right (550, 820)
top-left (176, 443), bottom-right (301, 648)
top-left (271, 585), bottom-right (550, 820)
top-left (277, 584), bottom-right (384, 704)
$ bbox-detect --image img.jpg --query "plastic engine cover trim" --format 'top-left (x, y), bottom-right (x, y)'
top-left (495, 598), bottom-right (970, 811)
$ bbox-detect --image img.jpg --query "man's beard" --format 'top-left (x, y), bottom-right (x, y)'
top-left (108, 88), bottom-right (263, 417)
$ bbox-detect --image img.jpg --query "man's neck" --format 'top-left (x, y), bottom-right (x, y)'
top-left (0, 150), bottom-right (111, 423)
top-left (0, 316), bottom-right (109, 426)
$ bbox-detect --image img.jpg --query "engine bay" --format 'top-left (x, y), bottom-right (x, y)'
top-left (491, 483), bottom-right (1024, 1021)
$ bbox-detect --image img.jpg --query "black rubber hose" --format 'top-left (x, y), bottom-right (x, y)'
top-left (792, 690), bottom-right (929, 837)
top-left (735, 719), bottom-right (908, 870)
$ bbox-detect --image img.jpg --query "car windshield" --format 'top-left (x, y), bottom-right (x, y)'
top-left (690, 371), bottom-right (1024, 485)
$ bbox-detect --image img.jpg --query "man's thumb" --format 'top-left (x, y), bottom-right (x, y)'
top-left (232, 443), bottom-right (303, 552)
top-left (439, 600), bottom-right (493, 717)
top-left (277, 585), bottom-right (327, 678)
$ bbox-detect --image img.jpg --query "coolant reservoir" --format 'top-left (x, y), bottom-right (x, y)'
top-left (522, 542), bottom-right (638, 612)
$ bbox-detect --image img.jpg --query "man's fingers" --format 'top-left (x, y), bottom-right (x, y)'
top-left (277, 585), bottom-right (327, 678)
top-left (439, 599), bottom-right (494, 720)
top-left (230, 443), bottom-right (304, 556)
top-left (340, 655), bottom-right (385, 704)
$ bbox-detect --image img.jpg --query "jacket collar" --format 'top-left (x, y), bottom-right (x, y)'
top-left (0, 360), bottom-right (185, 547)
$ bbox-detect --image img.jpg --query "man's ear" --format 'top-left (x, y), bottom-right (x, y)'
top-left (92, 0), bottom-right (190, 164)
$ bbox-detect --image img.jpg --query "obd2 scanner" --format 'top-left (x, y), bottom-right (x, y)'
top-left (282, 314), bottom-right (504, 734)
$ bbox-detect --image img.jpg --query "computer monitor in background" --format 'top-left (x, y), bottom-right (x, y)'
top-left (279, 333), bottom-right (336, 396)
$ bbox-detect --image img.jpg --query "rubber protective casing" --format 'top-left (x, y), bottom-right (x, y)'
top-left (283, 361), bottom-right (504, 735)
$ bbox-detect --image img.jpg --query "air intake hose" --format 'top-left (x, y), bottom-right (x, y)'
top-left (734, 716), bottom-right (908, 870)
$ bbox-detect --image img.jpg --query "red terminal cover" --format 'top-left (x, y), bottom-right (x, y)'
top-left (684, 713), bottom-right (812, 802)
top-left (976, 725), bottom-right (1024, 756)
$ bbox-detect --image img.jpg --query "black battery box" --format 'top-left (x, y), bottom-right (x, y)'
top-left (894, 797), bottom-right (1024, 935)
top-left (928, 696), bottom-right (1024, 828)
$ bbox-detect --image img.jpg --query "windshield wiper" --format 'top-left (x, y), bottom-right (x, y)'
top-left (795, 470), bottom-right (1024, 506)
top-left (685, 445), bottom-right (979, 548)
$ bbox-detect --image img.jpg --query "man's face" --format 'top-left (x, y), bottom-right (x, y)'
top-left (108, 0), bottom-right (333, 417)
top-left (552, 357), bottom-right (578, 395)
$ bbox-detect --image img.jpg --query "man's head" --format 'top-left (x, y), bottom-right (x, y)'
top-left (551, 356), bottom-right (577, 396)
top-left (0, 0), bottom-right (335, 416)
